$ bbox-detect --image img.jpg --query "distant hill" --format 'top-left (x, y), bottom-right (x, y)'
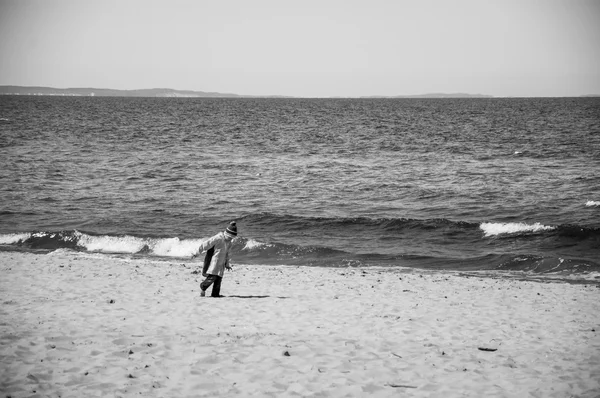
top-left (362, 93), bottom-right (494, 99)
top-left (0, 86), bottom-right (244, 97)
top-left (0, 85), bottom-right (496, 98)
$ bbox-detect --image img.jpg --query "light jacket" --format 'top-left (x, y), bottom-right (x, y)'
top-left (198, 232), bottom-right (232, 277)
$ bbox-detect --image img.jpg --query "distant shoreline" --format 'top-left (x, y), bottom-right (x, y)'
top-left (0, 85), bottom-right (491, 98)
top-left (0, 85), bottom-right (598, 98)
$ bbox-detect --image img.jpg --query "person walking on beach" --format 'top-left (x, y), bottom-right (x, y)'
top-left (193, 221), bottom-right (238, 297)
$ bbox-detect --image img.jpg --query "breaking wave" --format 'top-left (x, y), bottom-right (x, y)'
top-left (480, 222), bottom-right (556, 237)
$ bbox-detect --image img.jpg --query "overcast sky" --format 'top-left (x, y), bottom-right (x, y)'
top-left (0, 0), bottom-right (599, 97)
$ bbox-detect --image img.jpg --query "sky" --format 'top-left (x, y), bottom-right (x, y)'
top-left (0, 0), bottom-right (599, 97)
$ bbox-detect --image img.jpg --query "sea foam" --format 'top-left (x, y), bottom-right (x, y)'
top-left (585, 201), bottom-right (600, 207)
top-left (243, 239), bottom-right (271, 250)
top-left (0, 233), bottom-right (31, 244)
top-left (480, 222), bottom-right (556, 237)
top-left (152, 237), bottom-right (203, 257)
top-left (76, 232), bottom-right (146, 254)
top-left (75, 231), bottom-right (203, 257)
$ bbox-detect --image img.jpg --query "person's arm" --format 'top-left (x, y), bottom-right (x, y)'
top-left (192, 234), bottom-right (220, 258)
top-left (225, 251), bottom-right (232, 270)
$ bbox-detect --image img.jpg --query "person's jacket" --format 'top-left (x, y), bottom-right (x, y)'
top-left (198, 232), bottom-right (232, 277)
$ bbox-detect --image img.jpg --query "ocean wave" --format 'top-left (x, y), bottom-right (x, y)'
top-left (492, 255), bottom-right (600, 275)
top-left (150, 237), bottom-right (203, 257)
top-left (76, 232), bottom-right (205, 257)
top-left (0, 232), bottom-right (32, 245)
top-left (239, 212), bottom-right (478, 233)
top-left (0, 230), bottom-right (205, 258)
top-left (586, 200), bottom-right (600, 207)
top-left (0, 229), bottom-right (354, 265)
top-left (480, 222), bottom-right (556, 237)
top-left (1, 222), bottom-right (597, 278)
top-left (242, 238), bottom-right (272, 250)
top-left (75, 232), bottom-right (147, 253)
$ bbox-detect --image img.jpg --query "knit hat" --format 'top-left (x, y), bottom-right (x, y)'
top-left (225, 221), bottom-right (238, 238)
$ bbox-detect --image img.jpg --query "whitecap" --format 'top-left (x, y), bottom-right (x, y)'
top-left (0, 233), bottom-right (31, 244)
top-left (75, 231), bottom-right (147, 254)
top-left (480, 222), bottom-right (555, 237)
top-left (243, 239), bottom-right (271, 250)
top-left (585, 201), bottom-right (600, 207)
top-left (151, 237), bottom-right (203, 257)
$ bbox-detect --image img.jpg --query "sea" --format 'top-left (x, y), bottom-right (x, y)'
top-left (1, 96), bottom-right (599, 284)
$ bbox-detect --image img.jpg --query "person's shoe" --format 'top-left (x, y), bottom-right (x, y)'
top-left (200, 290), bottom-right (206, 297)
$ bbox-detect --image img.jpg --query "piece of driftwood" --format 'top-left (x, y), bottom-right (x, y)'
top-left (387, 383), bottom-right (417, 388)
top-left (478, 347), bottom-right (498, 352)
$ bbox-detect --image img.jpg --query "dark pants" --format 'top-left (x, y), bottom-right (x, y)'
top-left (200, 274), bottom-right (223, 297)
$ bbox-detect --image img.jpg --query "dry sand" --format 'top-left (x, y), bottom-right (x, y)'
top-left (1, 251), bottom-right (599, 397)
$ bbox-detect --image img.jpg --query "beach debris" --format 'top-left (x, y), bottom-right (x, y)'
top-left (127, 373), bottom-right (136, 379)
top-left (391, 352), bottom-right (403, 358)
top-left (478, 338), bottom-right (501, 352)
top-left (283, 350), bottom-right (291, 356)
top-left (108, 299), bottom-right (115, 304)
top-left (387, 383), bottom-right (417, 389)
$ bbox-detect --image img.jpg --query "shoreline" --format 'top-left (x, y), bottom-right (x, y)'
top-left (2, 246), bottom-right (598, 287)
top-left (1, 251), bottom-right (599, 397)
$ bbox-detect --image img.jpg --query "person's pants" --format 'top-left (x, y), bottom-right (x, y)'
top-left (200, 274), bottom-right (223, 297)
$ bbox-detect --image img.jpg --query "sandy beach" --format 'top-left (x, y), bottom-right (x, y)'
top-left (0, 251), bottom-right (599, 397)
